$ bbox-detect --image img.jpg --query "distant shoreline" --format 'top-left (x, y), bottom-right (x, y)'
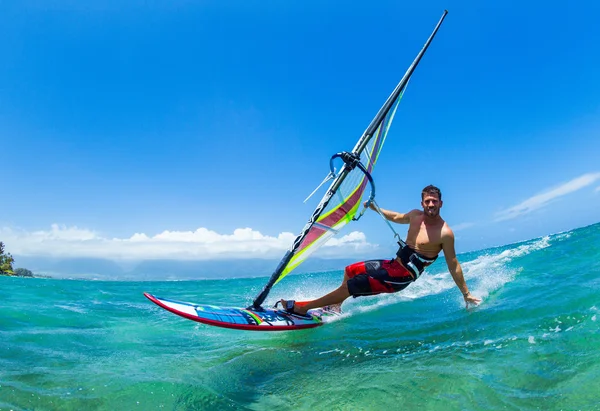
top-left (0, 272), bottom-right (52, 279)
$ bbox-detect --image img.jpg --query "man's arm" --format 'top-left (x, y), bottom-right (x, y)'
top-left (441, 228), bottom-right (481, 308)
top-left (368, 204), bottom-right (418, 224)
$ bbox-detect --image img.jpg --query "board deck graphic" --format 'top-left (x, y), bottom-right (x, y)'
top-left (144, 293), bottom-right (341, 331)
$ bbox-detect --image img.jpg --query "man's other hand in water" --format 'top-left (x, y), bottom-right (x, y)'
top-left (463, 291), bottom-right (481, 308)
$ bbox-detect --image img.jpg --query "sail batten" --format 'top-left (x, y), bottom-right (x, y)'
top-left (251, 11), bottom-right (448, 308)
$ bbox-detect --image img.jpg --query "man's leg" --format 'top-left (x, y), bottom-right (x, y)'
top-left (324, 270), bottom-right (351, 313)
top-left (281, 269), bottom-right (352, 315)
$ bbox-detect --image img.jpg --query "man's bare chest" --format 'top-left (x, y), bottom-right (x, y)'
top-left (407, 221), bottom-right (443, 254)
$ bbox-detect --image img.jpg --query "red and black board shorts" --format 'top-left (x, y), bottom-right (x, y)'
top-left (346, 259), bottom-right (414, 297)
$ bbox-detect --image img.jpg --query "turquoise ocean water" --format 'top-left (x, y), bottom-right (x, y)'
top-left (1, 223), bottom-right (599, 410)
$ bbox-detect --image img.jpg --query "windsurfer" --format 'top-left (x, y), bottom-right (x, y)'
top-left (279, 185), bottom-right (481, 315)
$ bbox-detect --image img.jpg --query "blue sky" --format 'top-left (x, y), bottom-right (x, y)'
top-left (2, 1), bottom-right (600, 265)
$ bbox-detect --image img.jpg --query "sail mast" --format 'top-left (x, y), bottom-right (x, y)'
top-left (353, 10), bottom-right (448, 155)
top-left (252, 10), bottom-right (448, 309)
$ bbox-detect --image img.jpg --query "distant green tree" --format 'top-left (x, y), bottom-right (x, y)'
top-left (15, 268), bottom-right (34, 277)
top-left (0, 242), bottom-right (15, 275)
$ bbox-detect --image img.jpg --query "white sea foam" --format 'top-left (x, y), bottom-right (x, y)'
top-left (356, 236), bottom-right (554, 314)
top-left (55, 304), bottom-right (88, 314)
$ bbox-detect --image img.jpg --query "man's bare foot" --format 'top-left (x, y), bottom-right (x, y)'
top-left (323, 303), bottom-right (342, 314)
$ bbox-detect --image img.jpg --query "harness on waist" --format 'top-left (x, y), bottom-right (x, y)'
top-left (396, 242), bottom-right (437, 280)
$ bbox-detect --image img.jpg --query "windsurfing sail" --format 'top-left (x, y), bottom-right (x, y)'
top-left (252, 10), bottom-right (448, 309)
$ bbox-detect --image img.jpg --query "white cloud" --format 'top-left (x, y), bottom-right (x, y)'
top-left (595, 185), bottom-right (600, 193)
top-left (0, 225), bottom-right (374, 260)
top-left (494, 172), bottom-right (600, 222)
top-left (324, 231), bottom-right (366, 246)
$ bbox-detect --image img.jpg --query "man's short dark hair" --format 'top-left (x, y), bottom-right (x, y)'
top-left (422, 185), bottom-right (442, 201)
